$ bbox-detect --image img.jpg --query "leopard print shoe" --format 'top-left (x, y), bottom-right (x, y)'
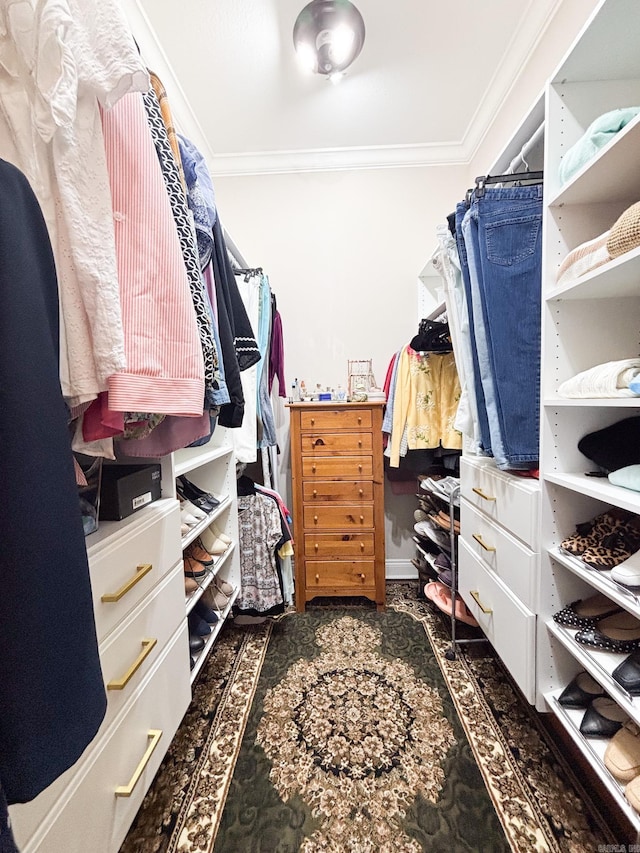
top-left (561, 508), bottom-right (635, 556)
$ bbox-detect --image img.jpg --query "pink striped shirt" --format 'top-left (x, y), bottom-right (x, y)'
top-left (102, 93), bottom-right (204, 416)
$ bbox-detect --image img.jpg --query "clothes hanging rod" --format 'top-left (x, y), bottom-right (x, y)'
top-left (507, 121), bottom-right (545, 174)
top-left (223, 227), bottom-right (250, 269)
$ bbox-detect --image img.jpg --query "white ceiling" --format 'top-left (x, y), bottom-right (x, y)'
top-left (132, 0), bottom-right (563, 174)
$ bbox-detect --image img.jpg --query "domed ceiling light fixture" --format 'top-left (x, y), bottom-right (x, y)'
top-left (293, 0), bottom-right (365, 83)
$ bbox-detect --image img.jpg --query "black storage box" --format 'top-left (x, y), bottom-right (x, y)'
top-left (99, 464), bottom-right (162, 521)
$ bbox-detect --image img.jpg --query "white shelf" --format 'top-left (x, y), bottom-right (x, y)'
top-left (544, 472), bottom-right (640, 514)
top-left (174, 443), bottom-right (233, 477)
top-left (548, 112), bottom-right (640, 208)
top-left (180, 495), bottom-right (231, 550)
top-left (547, 619), bottom-right (640, 714)
top-left (185, 544), bottom-right (236, 615)
top-left (549, 546), bottom-right (640, 620)
top-left (544, 689), bottom-right (640, 831)
top-left (545, 245), bottom-right (640, 302)
top-left (189, 587), bottom-right (239, 684)
top-left (543, 398), bottom-right (640, 407)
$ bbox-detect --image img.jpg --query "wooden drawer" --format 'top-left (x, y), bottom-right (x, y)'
top-left (88, 500), bottom-right (182, 643)
top-left (98, 562), bottom-right (186, 730)
top-left (303, 480), bottom-right (373, 501)
top-left (460, 498), bottom-right (538, 610)
top-left (304, 532), bottom-right (375, 557)
top-left (300, 432), bottom-right (372, 454)
top-left (11, 623), bottom-right (191, 853)
top-left (302, 456), bottom-right (373, 478)
top-left (303, 505), bottom-right (374, 529)
top-left (459, 538), bottom-right (536, 703)
top-left (305, 560), bottom-right (376, 589)
top-left (301, 409), bottom-right (372, 431)
top-left (460, 457), bottom-right (539, 549)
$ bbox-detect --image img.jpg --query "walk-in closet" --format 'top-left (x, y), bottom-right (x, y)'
top-left (3, 0), bottom-right (640, 850)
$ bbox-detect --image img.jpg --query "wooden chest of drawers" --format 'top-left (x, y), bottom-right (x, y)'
top-left (289, 402), bottom-right (386, 610)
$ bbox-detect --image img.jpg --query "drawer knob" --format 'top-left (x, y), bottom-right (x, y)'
top-left (358, 440), bottom-right (362, 448)
top-left (469, 590), bottom-right (493, 614)
top-left (359, 515), bottom-right (364, 523)
top-left (360, 542), bottom-right (365, 551)
top-left (315, 573), bottom-right (320, 582)
top-left (313, 489), bottom-right (317, 498)
top-left (472, 487), bottom-right (496, 502)
top-left (107, 638), bottom-right (157, 690)
top-left (114, 729), bottom-right (162, 797)
top-left (472, 533), bottom-right (496, 552)
top-left (358, 464), bottom-right (363, 472)
top-left (357, 417), bottom-right (362, 425)
top-left (312, 465), bottom-right (317, 473)
top-left (360, 573), bottom-right (366, 581)
top-left (101, 563), bottom-right (153, 603)
top-left (314, 543), bottom-right (319, 551)
top-left (314, 515), bottom-right (318, 524)
top-left (311, 418), bottom-right (315, 425)
top-left (358, 489), bottom-right (363, 497)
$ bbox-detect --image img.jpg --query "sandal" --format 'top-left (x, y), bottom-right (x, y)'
top-left (553, 592), bottom-right (623, 629)
top-left (575, 610), bottom-right (640, 653)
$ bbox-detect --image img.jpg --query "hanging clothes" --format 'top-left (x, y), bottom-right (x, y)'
top-left (0, 159), bottom-right (106, 806)
top-left (234, 271), bottom-right (261, 463)
top-left (236, 476), bottom-right (285, 616)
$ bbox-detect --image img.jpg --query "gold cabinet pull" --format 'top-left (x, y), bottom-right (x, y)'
top-left (472, 533), bottom-right (496, 552)
top-left (310, 418), bottom-right (315, 425)
top-left (358, 464), bottom-right (362, 472)
top-left (359, 515), bottom-right (364, 523)
top-left (313, 489), bottom-right (317, 497)
top-left (107, 639), bottom-right (157, 691)
top-left (114, 729), bottom-right (162, 797)
top-left (315, 573), bottom-right (320, 582)
top-left (314, 543), bottom-right (319, 551)
top-left (358, 489), bottom-right (363, 497)
top-left (360, 542), bottom-right (365, 551)
top-left (357, 417), bottom-right (362, 424)
top-left (312, 464), bottom-right (317, 473)
top-left (358, 440), bottom-right (362, 448)
top-left (472, 487), bottom-right (496, 502)
top-left (314, 514), bottom-right (318, 524)
top-left (360, 573), bottom-right (366, 581)
top-left (101, 564), bottom-right (152, 603)
top-left (469, 590), bottom-right (493, 614)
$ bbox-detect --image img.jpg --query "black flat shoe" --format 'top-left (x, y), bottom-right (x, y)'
top-left (612, 649), bottom-right (640, 695)
top-left (189, 633), bottom-right (205, 653)
top-left (574, 610), bottom-right (640, 654)
top-left (579, 697), bottom-right (629, 738)
top-left (178, 476), bottom-right (220, 508)
top-left (553, 593), bottom-right (623, 630)
top-left (558, 670), bottom-right (607, 708)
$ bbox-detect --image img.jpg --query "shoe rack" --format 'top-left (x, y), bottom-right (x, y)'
top-left (162, 426), bottom-right (241, 685)
top-left (537, 0), bottom-right (640, 832)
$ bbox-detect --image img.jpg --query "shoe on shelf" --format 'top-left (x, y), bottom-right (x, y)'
top-left (579, 697), bottom-right (628, 738)
top-left (179, 499), bottom-right (207, 520)
top-left (414, 521), bottom-right (450, 552)
top-left (188, 611), bottom-right (212, 637)
top-left (424, 581), bottom-right (479, 627)
top-left (604, 720), bottom-right (640, 782)
top-left (560, 508), bottom-right (634, 556)
top-left (612, 648), bottom-right (640, 695)
top-left (189, 633), bottom-right (205, 653)
top-left (214, 576), bottom-right (234, 596)
top-left (557, 670), bottom-right (607, 708)
top-left (210, 522), bottom-right (232, 545)
top-left (185, 538), bottom-right (214, 566)
top-left (200, 526), bottom-right (230, 555)
top-left (574, 610), bottom-right (640, 654)
top-left (180, 508), bottom-right (200, 528)
top-left (181, 522), bottom-right (190, 536)
top-left (178, 476), bottom-right (221, 509)
top-left (552, 593), bottom-right (623, 630)
top-left (184, 576), bottom-right (199, 595)
top-left (183, 555), bottom-right (208, 580)
top-left (194, 599), bottom-right (219, 624)
top-left (611, 550), bottom-right (640, 587)
top-left (205, 586), bottom-right (229, 611)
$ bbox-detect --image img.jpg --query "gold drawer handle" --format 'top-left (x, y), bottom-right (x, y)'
top-left (469, 590), bottom-right (493, 614)
top-left (114, 729), bottom-right (162, 797)
top-left (472, 487), bottom-right (496, 502)
top-left (472, 533), bottom-right (496, 552)
top-left (107, 639), bottom-right (157, 691)
top-left (102, 564), bottom-right (152, 603)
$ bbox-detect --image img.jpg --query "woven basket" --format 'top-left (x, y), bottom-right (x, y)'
top-left (607, 201), bottom-right (640, 258)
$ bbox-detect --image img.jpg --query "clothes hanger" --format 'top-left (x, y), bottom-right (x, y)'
top-left (474, 170), bottom-right (544, 198)
top-left (410, 318), bottom-right (452, 353)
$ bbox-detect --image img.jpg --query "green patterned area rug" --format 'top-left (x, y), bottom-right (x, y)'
top-left (121, 585), bottom-right (614, 853)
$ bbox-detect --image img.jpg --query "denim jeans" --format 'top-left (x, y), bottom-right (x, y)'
top-left (455, 202), bottom-right (492, 455)
top-left (470, 185), bottom-right (542, 468)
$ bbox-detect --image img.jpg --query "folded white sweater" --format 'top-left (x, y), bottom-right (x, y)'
top-left (558, 359), bottom-right (640, 398)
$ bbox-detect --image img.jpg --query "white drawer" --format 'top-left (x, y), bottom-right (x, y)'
top-left (12, 622), bottom-right (191, 853)
top-left (460, 498), bottom-right (538, 610)
top-left (459, 537), bottom-right (536, 703)
top-left (99, 562), bottom-right (186, 730)
top-left (88, 500), bottom-right (182, 642)
top-left (460, 457), bottom-right (540, 549)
